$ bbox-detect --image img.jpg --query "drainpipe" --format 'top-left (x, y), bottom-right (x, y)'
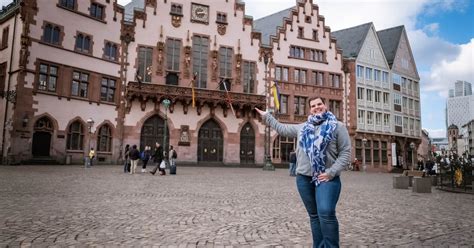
top-left (1, 11), bottom-right (18, 164)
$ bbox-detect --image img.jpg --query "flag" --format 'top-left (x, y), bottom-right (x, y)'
top-left (221, 79), bottom-right (236, 117)
top-left (271, 81), bottom-right (281, 111)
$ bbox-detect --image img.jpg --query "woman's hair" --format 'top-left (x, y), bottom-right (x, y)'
top-left (308, 96), bottom-right (325, 106)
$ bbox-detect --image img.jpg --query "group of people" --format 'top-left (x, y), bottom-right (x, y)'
top-left (123, 142), bottom-right (178, 176)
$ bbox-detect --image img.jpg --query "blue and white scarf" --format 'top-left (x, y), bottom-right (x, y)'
top-left (299, 111), bottom-right (338, 186)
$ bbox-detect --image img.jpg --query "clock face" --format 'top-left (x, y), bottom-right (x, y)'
top-left (191, 3), bottom-right (209, 23)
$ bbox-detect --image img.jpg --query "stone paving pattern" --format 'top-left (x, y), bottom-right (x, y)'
top-left (0, 166), bottom-right (473, 247)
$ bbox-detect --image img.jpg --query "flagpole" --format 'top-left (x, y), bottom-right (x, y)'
top-left (263, 54), bottom-right (275, 171)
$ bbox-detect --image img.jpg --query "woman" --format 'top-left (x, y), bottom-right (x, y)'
top-left (256, 96), bottom-right (351, 247)
top-left (149, 142), bottom-right (164, 176)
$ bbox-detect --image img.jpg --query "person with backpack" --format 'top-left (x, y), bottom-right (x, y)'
top-left (169, 145), bottom-right (177, 175)
top-left (141, 146), bottom-right (151, 173)
top-left (128, 145), bottom-right (140, 174)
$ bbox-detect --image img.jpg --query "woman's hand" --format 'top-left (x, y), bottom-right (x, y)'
top-left (318, 172), bottom-right (330, 182)
top-left (255, 107), bottom-right (267, 116)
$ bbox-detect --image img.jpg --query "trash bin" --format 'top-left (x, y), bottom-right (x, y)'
top-left (84, 156), bottom-right (90, 168)
top-left (66, 155), bottom-right (72, 165)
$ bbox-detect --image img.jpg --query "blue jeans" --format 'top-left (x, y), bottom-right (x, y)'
top-left (296, 175), bottom-right (341, 248)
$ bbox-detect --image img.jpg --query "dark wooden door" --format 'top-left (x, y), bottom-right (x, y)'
top-left (198, 119), bottom-right (223, 162)
top-left (140, 115), bottom-right (168, 151)
top-left (32, 131), bottom-right (51, 156)
top-left (240, 123), bottom-right (255, 164)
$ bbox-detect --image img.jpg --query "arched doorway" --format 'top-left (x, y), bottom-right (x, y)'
top-left (240, 122), bottom-right (255, 164)
top-left (198, 119), bottom-right (223, 162)
top-left (32, 117), bottom-right (54, 157)
top-left (140, 115), bottom-right (169, 151)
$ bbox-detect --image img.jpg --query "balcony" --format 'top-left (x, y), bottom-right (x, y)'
top-left (126, 81), bottom-right (266, 116)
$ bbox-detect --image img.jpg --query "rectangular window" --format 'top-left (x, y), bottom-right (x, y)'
top-left (294, 69), bottom-right (306, 84)
top-left (383, 92), bottom-right (390, 104)
top-left (375, 112), bottom-right (382, 126)
top-left (393, 93), bottom-right (401, 105)
top-left (374, 91), bottom-right (381, 103)
top-left (280, 95), bottom-right (288, 114)
top-left (100, 77), bottom-right (116, 102)
top-left (373, 141), bottom-right (380, 162)
top-left (75, 33), bottom-right (91, 53)
top-left (43, 23), bottom-right (61, 45)
top-left (242, 61), bottom-right (255, 93)
top-left (219, 47), bottom-right (233, 78)
top-left (330, 74), bottom-right (340, 88)
top-left (383, 114), bottom-right (390, 126)
top-left (192, 35), bottom-right (209, 88)
top-left (329, 100), bottom-right (341, 119)
top-left (357, 87), bottom-right (364, 100)
top-left (401, 77), bottom-right (407, 88)
top-left (402, 97), bottom-right (407, 109)
top-left (381, 141), bottom-right (388, 162)
top-left (317, 71), bottom-right (324, 86)
top-left (366, 89), bottom-right (373, 102)
top-left (357, 65), bottom-right (364, 78)
top-left (166, 38), bottom-right (181, 71)
top-left (275, 66), bottom-right (282, 81)
top-left (71, 71), bottom-right (89, 98)
top-left (104, 42), bottom-right (117, 61)
top-left (60, 0), bottom-right (75, 9)
top-left (90, 3), bottom-right (104, 20)
top-left (216, 12), bottom-right (227, 23)
top-left (282, 67), bottom-right (289, 81)
top-left (374, 69), bottom-right (381, 81)
top-left (365, 67), bottom-right (372, 80)
top-left (290, 46), bottom-right (305, 59)
top-left (392, 73), bottom-right (401, 85)
top-left (367, 111), bottom-right (374, 125)
top-left (312, 30), bottom-right (318, 40)
top-left (1, 26), bottom-right (8, 49)
top-left (0, 63), bottom-right (6, 93)
top-left (171, 3), bottom-right (183, 15)
top-left (294, 96), bottom-right (307, 115)
top-left (138, 46), bottom-right (153, 83)
top-left (382, 71), bottom-right (389, 82)
top-left (403, 117), bottom-right (408, 130)
top-left (395, 115), bottom-right (403, 126)
top-left (355, 139), bottom-right (363, 161)
top-left (38, 63), bottom-right (58, 92)
top-left (365, 140), bottom-right (372, 162)
top-left (298, 27), bottom-right (304, 38)
top-left (358, 110), bottom-right (365, 124)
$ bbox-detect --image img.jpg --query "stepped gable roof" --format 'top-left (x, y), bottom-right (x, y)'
top-left (377, 25), bottom-right (404, 66)
top-left (331, 22), bottom-right (372, 59)
top-left (254, 7), bottom-right (293, 46)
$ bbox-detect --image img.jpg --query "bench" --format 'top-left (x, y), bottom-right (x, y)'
top-left (403, 170), bottom-right (425, 186)
top-left (393, 175), bottom-right (409, 189)
top-left (412, 177), bottom-right (431, 193)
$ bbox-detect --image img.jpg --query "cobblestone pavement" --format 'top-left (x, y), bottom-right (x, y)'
top-left (0, 166), bottom-right (473, 247)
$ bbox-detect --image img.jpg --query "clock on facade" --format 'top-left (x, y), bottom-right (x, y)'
top-left (191, 3), bottom-right (209, 23)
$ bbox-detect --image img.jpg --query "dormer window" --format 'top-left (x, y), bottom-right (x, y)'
top-left (216, 12), bottom-right (227, 24)
top-left (170, 3), bottom-right (183, 15)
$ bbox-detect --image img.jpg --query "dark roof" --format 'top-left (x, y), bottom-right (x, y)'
top-left (448, 124), bottom-right (458, 130)
top-left (331, 22), bottom-right (372, 59)
top-left (254, 7), bottom-right (293, 46)
top-left (377, 25), bottom-right (404, 66)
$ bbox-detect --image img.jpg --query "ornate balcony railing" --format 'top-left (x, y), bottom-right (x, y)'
top-left (126, 81), bottom-right (266, 116)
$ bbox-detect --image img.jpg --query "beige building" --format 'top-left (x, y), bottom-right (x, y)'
top-left (0, 0), bottom-right (347, 165)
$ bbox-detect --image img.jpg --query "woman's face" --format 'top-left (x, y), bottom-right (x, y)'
top-left (309, 98), bottom-right (327, 115)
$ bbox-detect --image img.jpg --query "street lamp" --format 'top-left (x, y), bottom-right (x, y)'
top-left (362, 138), bottom-right (367, 172)
top-left (410, 142), bottom-right (415, 171)
top-left (86, 118), bottom-right (95, 168)
top-left (262, 54), bottom-right (274, 171)
top-left (162, 99), bottom-right (171, 161)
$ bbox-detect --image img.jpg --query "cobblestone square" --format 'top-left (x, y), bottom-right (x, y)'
top-left (0, 166), bottom-right (473, 247)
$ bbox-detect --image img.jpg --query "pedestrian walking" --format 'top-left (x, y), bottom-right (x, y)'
top-left (149, 142), bottom-right (165, 176)
top-left (141, 146), bottom-right (152, 173)
top-left (123, 144), bottom-right (130, 173)
top-left (128, 145), bottom-right (140, 174)
top-left (289, 149), bottom-right (297, 176)
top-left (88, 147), bottom-right (95, 167)
top-left (255, 96), bottom-right (351, 247)
top-left (169, 145), bottom-right (177, 175)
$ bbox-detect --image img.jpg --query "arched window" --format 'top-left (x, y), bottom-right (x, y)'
top-left (66, 121), bottom-right (84, 150)
top-left (97, 125), bottom-right (112, 152)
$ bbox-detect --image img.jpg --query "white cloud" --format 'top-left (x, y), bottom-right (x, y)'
top-left (425, 128), bottom-right (447, 138)
top-left (422, 23), bottom-right (439, 35)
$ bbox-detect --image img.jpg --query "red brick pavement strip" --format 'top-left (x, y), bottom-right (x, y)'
top-left (0, 166), bottom-right (473, 247)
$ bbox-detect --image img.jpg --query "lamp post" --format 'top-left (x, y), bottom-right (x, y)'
top-left (362, 138), bottom-right (367, 172)
top-left (86, 118), bottom-right (95, 168)
top-left (262, 54), bottom-right (274, 171)
top-left (162, 99), bottom-right (171, 161)
top-left (410, 142), bottom-right (415, 171)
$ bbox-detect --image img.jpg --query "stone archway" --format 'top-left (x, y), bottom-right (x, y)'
top-left (140, 115), bottom-right (169, 151)
top-left (198, 119), bottom-right (223, 162)
top-left (32, 117), bottom-right (54, 157)
top-left (240, 122), bottom-right (255, 164)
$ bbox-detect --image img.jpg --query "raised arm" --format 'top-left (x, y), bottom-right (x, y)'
top-left (255, 107), bottom-right (301, 138)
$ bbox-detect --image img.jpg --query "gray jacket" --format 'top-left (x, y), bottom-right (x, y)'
top-left (264, 113), bottom-right (351, 179)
